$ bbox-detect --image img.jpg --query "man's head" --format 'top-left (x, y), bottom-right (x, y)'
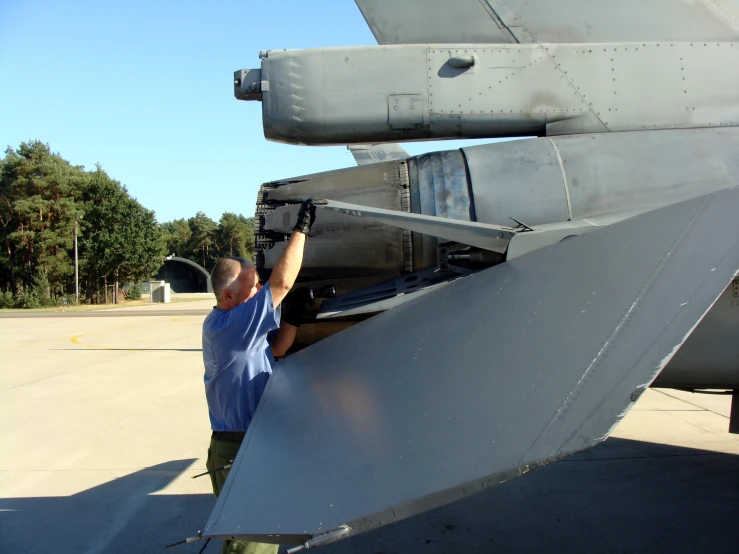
top-left (211, 257), bottom-right (261, 310)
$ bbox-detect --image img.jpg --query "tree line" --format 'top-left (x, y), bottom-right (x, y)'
top-left (0, 141), bottom-right (254, 307)
top-left (160, 211), bottom-right (254, 271)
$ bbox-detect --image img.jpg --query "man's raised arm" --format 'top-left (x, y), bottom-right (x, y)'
top-left (268, 200), bottom-right (316, 308)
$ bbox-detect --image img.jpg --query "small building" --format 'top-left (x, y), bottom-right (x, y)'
top-left (154, 256), bottom-right (212, 293)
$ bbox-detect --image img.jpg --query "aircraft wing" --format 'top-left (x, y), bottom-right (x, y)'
top-left (355, 0), bottom-right (739, 44)
top-left (348, 144), bottom-right (409, 165)
top-left (202, 187), bottom-right (739, 547)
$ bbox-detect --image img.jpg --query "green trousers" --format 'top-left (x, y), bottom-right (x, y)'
top-left (207, 436), bottom-right (279, 554)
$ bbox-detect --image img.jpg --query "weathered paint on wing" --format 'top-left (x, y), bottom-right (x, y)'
top-left (355, 0), bottom-right (739, 45)
top-left (203, 187), bottom-right (739, 545)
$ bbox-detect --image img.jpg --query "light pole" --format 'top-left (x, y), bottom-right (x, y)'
top-left (74, 218), bottom-right (79, 303)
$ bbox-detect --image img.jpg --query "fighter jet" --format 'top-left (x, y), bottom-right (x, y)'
top-left (203, 1), bottom-right (739, 549)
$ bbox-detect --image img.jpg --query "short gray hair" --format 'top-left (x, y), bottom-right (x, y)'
top-left (211, 257), bottom-right (253, 301)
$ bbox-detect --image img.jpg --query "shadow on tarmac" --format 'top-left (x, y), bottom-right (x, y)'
top-left (0, 459), bottom-right (213, 554)
top-left (323, 438), bottom-right (739, 554)
top-left (1, 439), bottom-right (738, 554)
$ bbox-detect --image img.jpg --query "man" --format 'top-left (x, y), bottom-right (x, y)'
top-left (202, 200), bottom-right (316, 554)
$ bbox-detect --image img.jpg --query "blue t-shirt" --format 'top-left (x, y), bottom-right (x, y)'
top-left (202, 282), bottom-right (281, 431)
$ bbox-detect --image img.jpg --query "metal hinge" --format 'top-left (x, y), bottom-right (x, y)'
top-left (286, 525), bottom-right (351, 553)
top-left (733, 277), bottom-right (739, 298)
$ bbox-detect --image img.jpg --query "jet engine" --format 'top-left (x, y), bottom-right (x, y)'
top-left (255, 128), bottom-right (739, 342)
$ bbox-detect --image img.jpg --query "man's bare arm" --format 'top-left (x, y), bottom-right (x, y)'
top-left (271, 321), bottom-right (298, 357)
top-left (268, 199), bottom-right (316, 308)
top-left (269, 231), bottom-right (305, 308)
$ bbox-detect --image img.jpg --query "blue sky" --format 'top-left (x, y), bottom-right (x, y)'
top-left (0, 0), bottom-right (493, 222)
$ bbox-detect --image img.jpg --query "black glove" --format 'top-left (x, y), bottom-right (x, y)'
top-left (293, 199), bottom-right (317, 235)
top-left (282, 287), bottom-right (313, 327)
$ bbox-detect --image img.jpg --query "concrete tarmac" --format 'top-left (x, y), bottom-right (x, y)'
top-left (0, 298), bottom-right (213, 318)
top-left (1, 303), bottom-right (738, 553)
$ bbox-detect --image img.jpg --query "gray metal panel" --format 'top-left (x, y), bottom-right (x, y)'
top-left (317, 199), bottom-right (515, 253)
top-left (263, 222), bottom-right (403, 279)
top-left (461, 128), bottom-right (739, 228)
top-left (260, 46), bottom-right (429, 145)
top-left (354, 0), bottom-right (515, 45)
top-left (354, 0), bottom-right (739, 44)
top-left (548, 42), bottom-right (739, 133)
top-left (263, 203), bottom-right (404, 277)
top-left (463, 138), bottom-right (569, 227)
top-left (505, 219), bottom-right (597, 259)
top-left (552, 127), bottom-right (739, 218)
top-left (260, 161), bottom-right (407, 278)
top-left (253, 42), bottom-right (739, 144)
top-left (505, 210), bottom-right (649, 259)
top-left (265, 161), bottom-right (404, 204)
top-left (203, 187), bottom-right (739, 545)
top-left (318, 282), bottom-right (451, 319)
top-left (487, 0), bottom-right (739, 43)
top-left (426, 45), bottom-right (587, 138)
